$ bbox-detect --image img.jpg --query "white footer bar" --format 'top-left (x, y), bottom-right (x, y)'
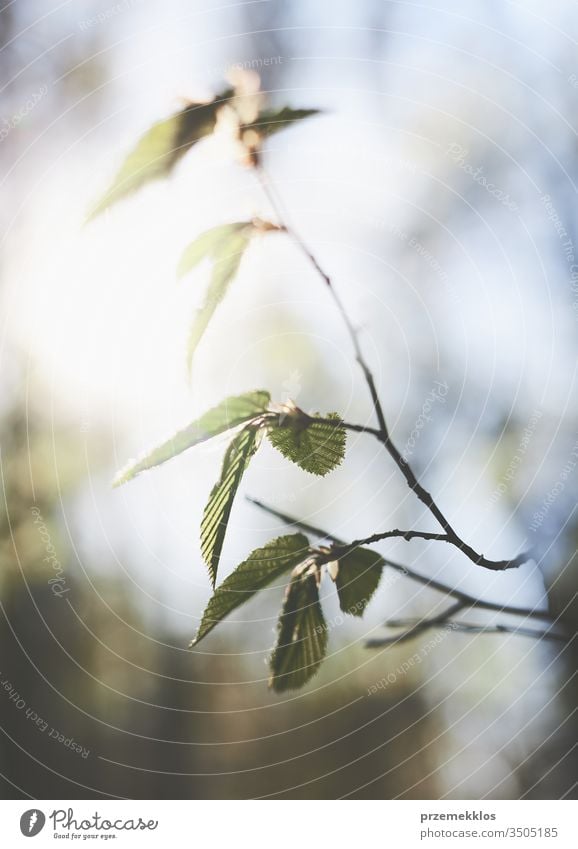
top-left (1, 799), bottom-right (576, 848)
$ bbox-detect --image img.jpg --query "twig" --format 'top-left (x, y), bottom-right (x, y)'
top-left (437, 621), bottom-right (571, 643)
top-left (340, 529), bottom-right (530, 570)
top-left (366, 618), bottom-right (571, 647)
top-left (256, 172), bottom-right (390, 436)
top-left (247, 497), bottom-right (558, 627)
top-left (247, 498), bottom-right (448, 547)
top-left (365, 601), bottom-right (466, 648)
top-left (256, 169), bottom-right (532, 572)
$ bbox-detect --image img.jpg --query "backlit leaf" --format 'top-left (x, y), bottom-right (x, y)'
top-left (335, 546), bottom-right (384, 617)
top-left (178, 222), bottom-right (254, 371)
top-left (268, 412), bottom-right (346, 476)
top-left (88, 88), bottom-right (233, 219)
top-left (201, 425), bottom-right (262, 587)
top-left (248, 107), bottom-right (321, 138)
top-left (177, 222), bottom-right (251, 279)
top-left (269, 570), bottom-right (328, 692)
top-left (113, 390), bottom-right (270, 486)
top-left (191, 533), bottom-right (309, 646)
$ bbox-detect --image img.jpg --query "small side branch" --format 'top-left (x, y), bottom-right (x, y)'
top-left (366, 617), bottom-right (571, 647)
top-left (247, 498), bottom-right (563, 643)
top-left (365, 601), bottom-right (466, 648)
top-left (312, 415), bottom-right (534, 571)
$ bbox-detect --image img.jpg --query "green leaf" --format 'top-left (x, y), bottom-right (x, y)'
top-left (267, 412), bottom-right (346, 476)
top-left (249, 107), bottom-right (321, 137)
top-left (88, 87), bottom-right (233, 219)
top-left (178, 222), bottom-right (254, 371)
top-left (269, 570), bottom-right (328, 693)
top-left (201, 425), bottom-right (262, 587)
top-left (191, 533), bottom-right (310, 646)
top-left (177, 222), bottom-right (251, 279)
top-left (335, 546), bottom-right (384, 617)
top-left (113, 390), bottom-right (271, 486)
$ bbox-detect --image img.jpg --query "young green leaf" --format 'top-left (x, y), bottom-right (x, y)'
top-left (335, 546), bottom-right (384, 617)
top-left (201, 425), bottom-right (262, 587)
top-left (191, 533), bottom-right (310, 646)
top-left (248, 107), bottom-right (321, 138)
top-left (179, 219), bottom-right (282, 369)
top-left (177, 222), bottom-right (251, 279)
top-left (269, 570), bottom-right (328, 693)
top-left (178, 222), bottom-right (254, 371)
top-left (113, 390), bottom-right (271, 486)
top-left (88, 87), bottom-right (233, 219)
top-left (267, 412), bottom-right (346, 476)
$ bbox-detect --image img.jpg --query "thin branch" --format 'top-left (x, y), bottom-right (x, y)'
top-left (247, 497), bottom-right (557, 625)
top-left (248, 496), bottom-right (448, 547)
top-left (311, 414), bottom-right (534, 571)
top-left (366, 617), bottom-right (571, 647)
top-left (365, 601), bottom-right (466, 648)
top-left (256, 168), bottom-right (533, 572)
top-left (246, 497), bottom-right (341, 544)
top-left (438, 621), bottom-right (572, 643)
top-left (256, 170), bottom-right (390, 434)
top-left (349, 529), bottom-right (450, 546)
top-left (341, 529), bottom-right (531, 571)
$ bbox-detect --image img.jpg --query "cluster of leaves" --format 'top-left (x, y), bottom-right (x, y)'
top-left (192, 533), bottom-right (384, 692)
top-left (113, 391), bottom-right (346, 585)
top-left (114, 389), bottom-right (375, 690)
top-left (101, 78), bottom-right (387, 691)
top-left (89, 77), bottom-right (318, 372)
top-left (88, 75), bottom-right (319, 219)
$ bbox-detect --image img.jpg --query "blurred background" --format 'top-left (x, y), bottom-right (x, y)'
top-left (1, 0), bottom-right (577, 799)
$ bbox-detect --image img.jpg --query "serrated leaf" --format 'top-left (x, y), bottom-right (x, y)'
top-left (179, 223), bottom-right (254, 371)
top-left (201, 425), bottom-right (262, 587)
top-left (88, 87), bottom-right (233, 219)
top-left (113, 390), bottom-right (270, 486)
top-left (191, 533), bottom-right (309, 646)
top-left (177, 222), bottom-right (251, 279)
top-left (248, 107), bottom-right (321, 137)
top-left (267, 412), bottom-right (346, 476)
top-left (269, 570), bottom-right (328, 693)
top-left (335, 546), bottom-right (384, 617)
top-left (178, 220), bottom-right (280, 369)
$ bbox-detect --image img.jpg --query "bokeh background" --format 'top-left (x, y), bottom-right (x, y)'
top-left (1, 0), bottom-right (577, 799)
